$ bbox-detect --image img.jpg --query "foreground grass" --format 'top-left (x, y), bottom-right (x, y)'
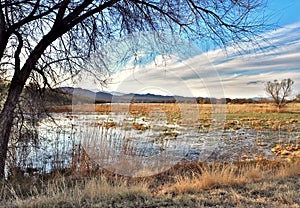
top-left (1, 159), bottom-right (299, 207)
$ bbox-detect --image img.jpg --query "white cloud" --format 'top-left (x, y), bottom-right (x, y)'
top-left (90, 22), bottom-right (300, 98)
top-left (105, 53), bottom-right (224, 98)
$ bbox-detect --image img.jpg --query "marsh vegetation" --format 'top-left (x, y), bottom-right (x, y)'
top-left (1, 103), bottom-right (300, 207)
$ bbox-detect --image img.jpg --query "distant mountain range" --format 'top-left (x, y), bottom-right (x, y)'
top-left (58, 87), bottom-right (195, 103)
top-left (57, 87), bottom-right (270, 104)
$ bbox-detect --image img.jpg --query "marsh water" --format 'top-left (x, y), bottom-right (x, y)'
top-left (15, 111), bottom-right (299, 176)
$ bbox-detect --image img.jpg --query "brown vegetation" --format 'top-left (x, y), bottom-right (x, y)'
top-left (2, 103), bottom-right (300, 207)
top-left (1, 159), bottom-right (299, 207)
top-left (49, 103), bottom-right (300, 131)
top-left (49, 103), bottom-right (300, 114)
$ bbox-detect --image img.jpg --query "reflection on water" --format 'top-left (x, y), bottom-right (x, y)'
top-left (9, 112), bottom-right (296, 177)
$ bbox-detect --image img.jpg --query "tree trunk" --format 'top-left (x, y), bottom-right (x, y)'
top-left (0, 7), bottom-right (8, 60)
top-left (0, 28), bottom-right (62, 178)
top-left (0, 34), bottom-right (8, 61)
top-left (0, 74), bottom-right (26, 179)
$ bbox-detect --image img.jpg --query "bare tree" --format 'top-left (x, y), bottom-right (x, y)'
top-left (265, 79), bottom-right (294, 110)
top-left (0, 0), bottom-right (269, 178)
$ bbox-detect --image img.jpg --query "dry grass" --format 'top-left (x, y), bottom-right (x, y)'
top-left (48, 103), bottom-right (300, 129)
top-left (1, 159), bottom-right (299, 207)
top-left (49, 103), bottom-right (300, 114)
top-left (1, 175), bottom-right (150, 207)
top-left (167, 159), bottom-right (300, 195)
top-left (226, 103), bottom-right (300, 113)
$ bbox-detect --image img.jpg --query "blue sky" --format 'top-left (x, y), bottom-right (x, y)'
top-left (79, 1), bottom-right (300, 99)
top-left (215, 0), bottom-right (300, 98)
top-left (268, 0), bottom-right (300, 25)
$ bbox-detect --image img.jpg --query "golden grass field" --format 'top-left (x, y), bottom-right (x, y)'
top-left (51, 102), bottom-right (300, 131)
top-left (49, 102), bottom-right (300, 114)
top-left (1, 103), bottom-right (300, 207)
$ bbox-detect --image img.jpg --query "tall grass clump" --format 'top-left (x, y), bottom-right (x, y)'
top-left (168, 159), bottom-right (300, 194)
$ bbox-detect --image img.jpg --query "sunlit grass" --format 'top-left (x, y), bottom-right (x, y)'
top-left (1, 159), bottom-right (299, 207)
top-left (167, 160), bottom-right (300, 195)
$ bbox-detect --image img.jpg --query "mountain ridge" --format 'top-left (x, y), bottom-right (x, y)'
top-left (57, 87), bottom-right (195, 103)
top-left (57, 87), bottom-right (269, 104)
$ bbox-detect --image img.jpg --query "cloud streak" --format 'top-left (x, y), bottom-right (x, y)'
top-left (104, 22), bottom-right (300, 98)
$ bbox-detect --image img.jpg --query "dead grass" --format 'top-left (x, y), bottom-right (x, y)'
top-left (166, 159), bottom-right (300, 195)
top-left (1, 159), bottom-right (299, 207)
top-left (48, 103), bottom-right (300, 130)
top-left (2, 175), bottom-right (150, 207)
top-left (49, 103), bottom-right (300, 114)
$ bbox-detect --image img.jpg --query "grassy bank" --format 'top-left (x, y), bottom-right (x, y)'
top-left (1, 159), bottom-right (299, 207)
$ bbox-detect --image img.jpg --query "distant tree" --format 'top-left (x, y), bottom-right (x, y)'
top-left (265, 79), bottom-right (294, 110)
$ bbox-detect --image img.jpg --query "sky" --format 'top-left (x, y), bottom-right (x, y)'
top-left (77, 0), bottom-right (300, 99)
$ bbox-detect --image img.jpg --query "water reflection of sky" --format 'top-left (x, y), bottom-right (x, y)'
top-left (17, 113), bottom-right (283, 176)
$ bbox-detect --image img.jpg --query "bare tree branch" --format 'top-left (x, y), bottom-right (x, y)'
top-left (12, 30), bottom-right (23, 72)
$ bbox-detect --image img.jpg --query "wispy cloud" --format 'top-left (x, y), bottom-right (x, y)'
top-left (103, 22), bottom-right (300, 98)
